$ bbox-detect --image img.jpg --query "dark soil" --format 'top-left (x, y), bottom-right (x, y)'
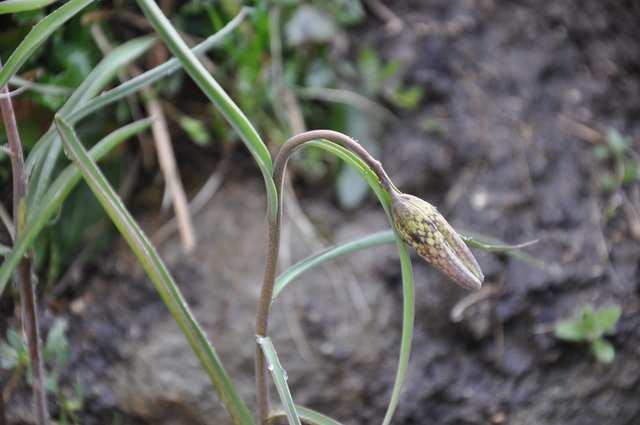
top-left (5, 0), bottom-right (640, 424)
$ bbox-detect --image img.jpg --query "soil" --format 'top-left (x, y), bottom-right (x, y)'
top-left (5, 0), bottom-right (640, 424)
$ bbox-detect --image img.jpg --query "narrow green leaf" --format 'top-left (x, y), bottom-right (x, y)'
top-left (54, 116), bottom-right (254, 425)
top-left (134, 0), bottom-right (278, 218)
top-left (62, 6), bottom-right (252, 127)
top-left (269, 406), bottom-right (344, 425)
top-left (273, 230), bottom-right (395, 302)
top-left (0, 0), bottom-right (58, 15)
top-left (257, 336), bottom-right (301, 425)
top-left (460, 230), bottom-right (549, 271)
top-left (554, 319), bottom-right (587, 342)
top-left (0, 0), bottom-right (94, 87)
top-left (591, 338), bottom-right (615, 364)
top-left (593, 305), bottom-right (622, 335)
top-left (0, 118), bottom-right (152, 296)
top-left (460, 235), bottom-right (538, 252)
top-left (9, 76), bottom-right (72, 96)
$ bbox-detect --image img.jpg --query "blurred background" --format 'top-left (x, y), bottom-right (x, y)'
top-left (1, 0), bottom-right (639, 424)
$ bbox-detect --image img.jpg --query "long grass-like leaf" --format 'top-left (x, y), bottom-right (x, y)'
top-left (0, 118), bottom-right (151, 295)
top-left (0, 0), bottom-right (58, 14)
top-left (27, 36), bottom-right (156, 210)
top-left (283, 140), bottom-right (415, 425)
top-left (61, 6), bottom-right (251, 126)
top-left (54, 116), bottom-right (254, 425)
top-left (0, 0), bottom-right (94, 87)
top-left (257, 336), bottom-right (301, 425)
top-left (273, 230), bottom-right (395, 301)
top-left (134, 0), bottom-right (278, 217)
top-left (268, 406), bottom-right (344, 425)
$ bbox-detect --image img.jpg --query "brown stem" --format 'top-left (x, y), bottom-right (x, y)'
top-left (255, 129), bottom-right (396, 423)
top-left (0, 61), bottom-right (50, 425)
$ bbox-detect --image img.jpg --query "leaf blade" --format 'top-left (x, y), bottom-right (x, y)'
top-left (257, 336), bottom-right (301, 425)
top-left (54, 116), bottom-right (254, 425)
top-left (273, 230), bottom-right (395, 302)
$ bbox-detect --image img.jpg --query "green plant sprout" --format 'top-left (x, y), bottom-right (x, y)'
top-left (593, 128), bottom-right (639, 192)
top-left (0, 319), bottom-right (83, 424)
top-left (554, 304), bottom-right (622, 364)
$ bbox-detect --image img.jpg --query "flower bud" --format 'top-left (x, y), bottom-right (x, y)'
top-left (391, 193), bottom-right (484, 290)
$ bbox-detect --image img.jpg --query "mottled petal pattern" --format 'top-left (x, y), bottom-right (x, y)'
top-left (391, 193), bottom-right (483, 290)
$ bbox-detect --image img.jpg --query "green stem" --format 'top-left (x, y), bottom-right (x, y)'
top-left (255, 130), bottom-right (397, 423)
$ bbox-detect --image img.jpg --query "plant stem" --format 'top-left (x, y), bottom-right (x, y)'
top-left (0, 60), bottom-right (49, 425)
top-left (255, 129), bottom-right (396, 423)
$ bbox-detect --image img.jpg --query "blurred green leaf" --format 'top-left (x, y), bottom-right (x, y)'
top-left (357, 48), bottom-right (382, 95)
top-left (179, 115), bottom-right (211, 146)
top-left (554, 318), bottom-right (586, 342)
top-left (554, 304), bottom-right (621, 343)
top-left (622, 158), bottom-right (638, 184)
top-left (593, 305), bottom-right (622, 335)
top-left (390, 86), bottom-right (423, 110)
top-left (592, 145), bottom-right (609, 161)
top-left (591, 338), bottom-right (615, 364)
top-left (606, 128), bottom-right (629, 155)
top-left (44, 318), bottom-right (68, 361)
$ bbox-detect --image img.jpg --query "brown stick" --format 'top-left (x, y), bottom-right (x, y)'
top-left (255, 129), bottom-right (396, 423)
top-left (0, 61), bottom-right (49, 425)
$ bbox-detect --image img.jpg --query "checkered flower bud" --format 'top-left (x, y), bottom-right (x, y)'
top-left (391, 193), bottom-right (483, 290)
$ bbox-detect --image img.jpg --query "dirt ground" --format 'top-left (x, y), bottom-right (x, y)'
top-left (5, 0), bottom-right (640, 424)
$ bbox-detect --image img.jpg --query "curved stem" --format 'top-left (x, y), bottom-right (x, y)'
top-left (255, 129), bottom-right (396, 423)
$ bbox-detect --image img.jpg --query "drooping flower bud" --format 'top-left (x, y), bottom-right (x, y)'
top-left (391, 193), bottom-right (484, 290)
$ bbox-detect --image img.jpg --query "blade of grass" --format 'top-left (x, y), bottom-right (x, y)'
top-left (257, 336), bottom-right (301, 425)
top-left (0, 118), bottom-right (152, 296)
top-left (0, 0), bottom-right (94, 88)
top-left (295, 406), bottom-right (343, 425)
top-left (0, 0), bottom-right (58, 14)
top-left (134, 0), bottom-right (278, 218)
top-left (278, 139), bottom-right (415, 425)
top-left (8, 76), bottom-right (72, 96)
top-left (267, 406), bottom-right (344, 425)
top-left (27, 35), bottom-right (156, 211)
top-left (54, 116), bottom-right (254, 425)
top-left (272, 230), bottom-right (395, 302)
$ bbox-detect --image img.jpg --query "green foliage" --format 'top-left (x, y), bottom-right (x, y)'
top-left (0, 319), bottom-right (84, 424)
top-left (554, 304), bottom-right (622, 363)
top-left (592, 128), bottom-right (639, 192)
